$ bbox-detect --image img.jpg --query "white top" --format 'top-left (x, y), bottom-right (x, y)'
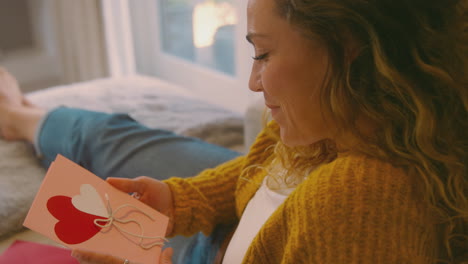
top-left (222, 171), bottom-right (295, 264)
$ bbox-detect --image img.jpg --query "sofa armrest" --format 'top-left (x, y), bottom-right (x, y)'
top-left (244, 97), bottom-right (265, 150)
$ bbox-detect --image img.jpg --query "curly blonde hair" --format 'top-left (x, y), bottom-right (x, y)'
top-left (265, 0), bottom-right (468, 262)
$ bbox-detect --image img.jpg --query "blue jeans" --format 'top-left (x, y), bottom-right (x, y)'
top-left (36, 107), bottom-right (241, 264)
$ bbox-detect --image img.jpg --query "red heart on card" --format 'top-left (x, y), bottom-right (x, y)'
top-left (47, 195), bottom-right (107, 244)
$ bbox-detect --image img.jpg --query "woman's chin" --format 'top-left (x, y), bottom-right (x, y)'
top-left (279, 127), bottom-right (324, 147)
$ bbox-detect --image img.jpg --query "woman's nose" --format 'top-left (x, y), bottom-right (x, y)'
top-left (249, 65), bottom-right (263, 93)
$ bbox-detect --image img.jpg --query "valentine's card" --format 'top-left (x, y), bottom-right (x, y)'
top-left (24, 155), bottom-right (169, 264)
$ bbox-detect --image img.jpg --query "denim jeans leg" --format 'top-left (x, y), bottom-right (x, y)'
top-left (37, 107), bottom-right (241, 178)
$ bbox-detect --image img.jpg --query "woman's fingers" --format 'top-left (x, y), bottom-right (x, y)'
top-left (106, 177), bottom-right (143, 194)
top-left (72, 248), bottom-right (171, 264)
top-left (160, 247), bottom-right (174, 264)
top-left (71, 249), bottom-right (126, 264)
top-left (106, 177), bottom-right (160, 212)
top-left (106, 176), bottom-right (174, 235)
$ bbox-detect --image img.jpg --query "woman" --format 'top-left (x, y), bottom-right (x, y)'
top-left (75, 0), bottom-right (468, 262)
top-left (2, 0), bottom-right (467, 263)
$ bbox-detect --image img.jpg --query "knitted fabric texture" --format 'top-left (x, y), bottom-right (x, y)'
top-left (165, 123), bottom-right (436, 263)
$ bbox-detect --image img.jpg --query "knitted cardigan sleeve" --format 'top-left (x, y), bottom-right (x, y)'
top-left (163, 155), bottom-right (245, 236)
top-left (244, 154), bottom-right (435, 264)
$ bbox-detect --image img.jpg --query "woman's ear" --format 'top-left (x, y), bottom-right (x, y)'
top-left (346, 45), bottom-right (361, 64)
top-left (342, 29), bottom-right (362, 64)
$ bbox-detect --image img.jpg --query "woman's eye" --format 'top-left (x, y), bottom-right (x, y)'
top-left (252, 53), bottom-right (269, 61)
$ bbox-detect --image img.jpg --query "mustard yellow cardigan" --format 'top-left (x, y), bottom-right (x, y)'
top-left (165, 123), bottom-right (435, 263)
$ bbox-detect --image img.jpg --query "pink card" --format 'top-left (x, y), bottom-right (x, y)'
top-left (24, 155), bottom-right (169, 264)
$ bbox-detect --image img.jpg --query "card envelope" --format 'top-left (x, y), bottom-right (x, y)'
top-left (0, 240), bottom-right (78, 264)
top-left (24, 155), bottom-right (169, 264)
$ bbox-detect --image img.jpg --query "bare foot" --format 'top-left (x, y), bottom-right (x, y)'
top-left (0, 67), bottom-right (23, 107)
top-left (0, 67), bottom-right (45, 142)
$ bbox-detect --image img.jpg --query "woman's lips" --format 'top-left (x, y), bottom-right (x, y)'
top-left (266, 104), bottom-right (281, 117)
top-left (265, 103), bottom-right (279, 109)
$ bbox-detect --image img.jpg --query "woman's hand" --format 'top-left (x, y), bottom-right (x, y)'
top-left (71, 247), bottom-right (174, 264)
top-left (106, 176), bottom-right (175, 235)
top-left (73, 177), bottom-right (176, 263)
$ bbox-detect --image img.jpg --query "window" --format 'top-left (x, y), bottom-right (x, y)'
top-left (159, 0), bottom-right (237, 75)
top-left (102, 0), bottom-right (252, 113)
